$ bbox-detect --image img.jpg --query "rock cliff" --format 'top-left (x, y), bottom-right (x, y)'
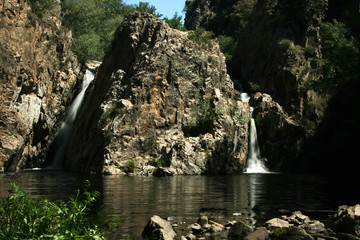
top-left (230, 0), bottom-right (326, 171)
top-left (0, 0), bottom-right (80, 172)
top-left (185, 0), bottom-right (327, 171)
top-left (65, 12), bottom-right (249, 175)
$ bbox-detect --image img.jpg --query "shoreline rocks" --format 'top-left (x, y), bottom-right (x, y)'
top-left (143, 204), bottom-right (360, 240)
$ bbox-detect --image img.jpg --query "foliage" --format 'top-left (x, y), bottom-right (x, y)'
top-left (163, 12), bottom-right (185, 30)
top-left (230, 100), bottom-right (246, 124)
top-left (248, 82), bottom-right (261, 93)
top-left (272, 228), bottom-right (289, 240)
top-left (0, 181), bottom-right (119, 239)
top-left (122, 159), bottom-right (136, 174)
top-left (29, 0), bottom-right (54, 18)
top-left (61, 0), bottom-right (161, 62)
top-left (217, 35), bottom-right (236, 61)
top-left (148, 157), bottom-right (170, 168)
top-left (184, 93), bottom-right (221, 137)
top-left (231, 0), bottom-right (257, 30)
top-left (311, 20), bottom-right (360, 95)
top-left (188, 28), bottom-right (215, 45)
top-left (133, 2), bottom-right (162, 18)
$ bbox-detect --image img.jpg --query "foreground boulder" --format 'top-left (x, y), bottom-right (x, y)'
top-left (65, 12), bottom-right (249, 174)
top-left (334, 205), bottom-right (360, 237)
top-left (142, 215), bottom-right (176, 240)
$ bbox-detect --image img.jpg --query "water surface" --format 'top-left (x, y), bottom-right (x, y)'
top-left (0, 171), bottom-right (358, 239)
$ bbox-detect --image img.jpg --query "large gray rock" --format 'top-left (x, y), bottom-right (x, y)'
top-left (65, 12), bottom-right (250, 174)
top-left (265, 218), bottom-right (292, 229)
top-left (334, 205), bottom-right (360, 236)
top-left (142, 215), bottom-right (176, 240)
top-left (228, 220), bottom-right (253, 239)
top-left (244, 227), bottom-right (269, 240)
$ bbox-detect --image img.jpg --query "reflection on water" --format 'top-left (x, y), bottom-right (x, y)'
top-left (0, 171), bottom-right (358, 239)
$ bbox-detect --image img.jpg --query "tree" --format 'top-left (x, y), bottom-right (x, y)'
top-left (133, 2), bottom-right (162, 18)
top-left (163, 12), bottom-right (185, 30)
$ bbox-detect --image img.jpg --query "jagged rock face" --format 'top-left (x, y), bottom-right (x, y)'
top-left (252, 93), bottom-right (304, 171)
top-left (65, 12), bottom-right (249, 175)
top-left (0, 0), bottom-right (80, 172)
top-left (225, 0), bottom-right (327, 171)
top-left (230, 0), bottom-right (323, 117)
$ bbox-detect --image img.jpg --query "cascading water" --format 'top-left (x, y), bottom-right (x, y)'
top-left (48, 70), bottom-right (95, 169)
top-left (238, 85), bottom-right (269, 173)
top-left (245, 107), bottom-right (269, 173)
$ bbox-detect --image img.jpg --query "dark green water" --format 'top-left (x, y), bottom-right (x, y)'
top-left (0, 170), bottom-right (358, 239)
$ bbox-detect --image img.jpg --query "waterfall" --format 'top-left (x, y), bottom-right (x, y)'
top-left (245, 107), bottom-right (269, 173)
top-left (237, 83), bottom-right (269, 173)
top-left (48, 70), bottom-right (95, 169)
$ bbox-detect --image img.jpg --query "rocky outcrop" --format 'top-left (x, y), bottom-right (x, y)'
top-left (0, 0), bottom-right (80, 172)
top-left (64, 12), bottom-right (249, 174)
top-left (251, 92), bottom-right (304, 170)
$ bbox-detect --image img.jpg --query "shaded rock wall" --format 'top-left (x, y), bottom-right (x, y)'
top-left (0, 0), bottom-right (80, 171)
top-left (185, 0), bottom-right (327, 172)
top-left (65, 12), bottom-right (249, 175)
top-left (184, 0), bottom-right (257, 38)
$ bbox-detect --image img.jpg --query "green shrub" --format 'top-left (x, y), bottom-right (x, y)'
top-left (184, 94), bottom-right (221, 136)
top-left (148, 157), bottom-right (170, 168)
top-left (310, 20), bottom-right (360, 95)
top-left (0, 181), bottom-right (119, 239)
top-left (272, 228), bottom-right (289, 240)
top-left (29, 0), bottom-right (54, 18)
top-left (122, 159), bottom-right (136, 173)
top-left (188, 28), bottom-right (215, 45)
top-left (248, 81), bottom-right (261, 93)
top-left (217, 35), bottom-right (237, 61)
top-left (163, 12), bottom-right (185, 30)
top-left (231, 100), bottom-right (246, 124)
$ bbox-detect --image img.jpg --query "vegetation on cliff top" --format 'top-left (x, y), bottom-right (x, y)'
top-left (60, 0), bottom-right (183, 62)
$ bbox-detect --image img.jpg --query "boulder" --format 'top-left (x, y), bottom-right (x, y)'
top-left (244, 227), bottom-right (269, 240)
top-left (198, 215), bottom-right (209, 227)
top-left (334, 205), bottom-right (360, 236)
top-left (228, 220), bottom-right (253, 239)
top-left (142, 215), bottom-right (176, 240)
top-left (265, 218), bottom-right (292, 229)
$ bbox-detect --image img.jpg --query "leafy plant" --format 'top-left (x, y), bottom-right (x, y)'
top-left (163, 12), bottom-right (185, 30)
top-left (310, 20), bottom-right (360, 95)
top-left (188, 28), bottom-right (215, 46)
top-left (184, 93), bottom-right (221, 137)
top-left (272, 228), bottom-right (289, 240)
top-left (0, 181), bottom-right (119, 239)
top-left (231, 100), bottom-right (246, 124)
top-left (29, 0), bottom-right (54, 18)
top-left (148, 157), bottom-right (170, 168)
top-left (122, 159), bottom-right (136, 174)
top-left (217, 35), bottom-right (237, 61)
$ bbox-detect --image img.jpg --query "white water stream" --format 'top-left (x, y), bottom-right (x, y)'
top-left (239, 89), bottom-right (269, 173)
top-left (49, 70), bottom-right (95, 169)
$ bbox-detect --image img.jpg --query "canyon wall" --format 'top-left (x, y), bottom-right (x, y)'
top-left (0, 0), bottom-right (80, 171)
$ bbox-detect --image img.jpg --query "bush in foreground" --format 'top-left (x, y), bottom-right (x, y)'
top-left (0, 181), bottom-right (120, 239)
